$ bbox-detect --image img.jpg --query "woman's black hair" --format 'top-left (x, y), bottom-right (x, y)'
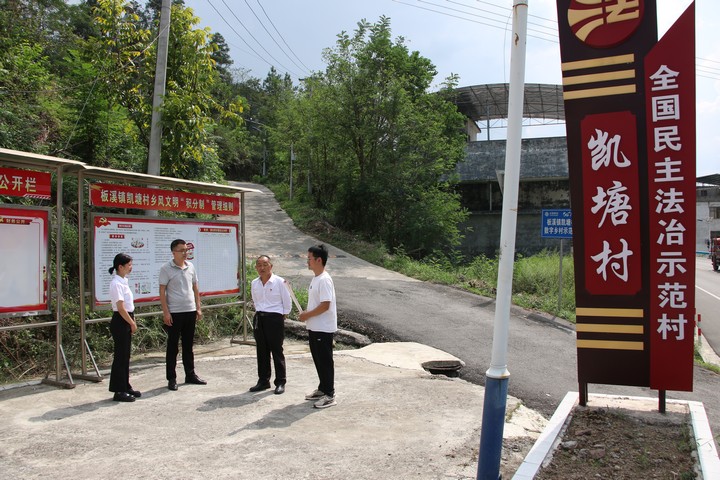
top-left (108, 253), bottom-right (133, 275)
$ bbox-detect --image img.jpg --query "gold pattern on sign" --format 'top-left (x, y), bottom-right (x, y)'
top-left (576, 307), bottom-right (645, 350)
top-left (562, 54), bottom-right (635, 72)
top-left (564, 85), bottom-right (636, 100)
top-left (562, 69), bottom-right (635, 86)
top-left (568, 2), bottom-right (641, 42)
top-left (576, 324), bottom-right (643, 334)
top-left (562, 53), bottom-right (637, 100)
top-left (576, 307), bottom-right (643, 317)
top-left (576, 339), bottom-right (644, 350)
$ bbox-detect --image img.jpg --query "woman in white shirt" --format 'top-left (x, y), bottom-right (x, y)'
top-left (108, 253), bottom-right (139, 402)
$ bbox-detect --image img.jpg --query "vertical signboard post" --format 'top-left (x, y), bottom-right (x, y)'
top-left (542, 209), bottom-right (573, 312)
top-left (556, 0), bottom-right (696, 407)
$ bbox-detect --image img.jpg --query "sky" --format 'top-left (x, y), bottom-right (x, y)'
top-left (183, 0), bottom-right (718, 176)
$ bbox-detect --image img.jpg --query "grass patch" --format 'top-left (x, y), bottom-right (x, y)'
top-left (270, 183), bottom-right (576, 321)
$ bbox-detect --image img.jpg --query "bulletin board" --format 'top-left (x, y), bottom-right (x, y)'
top-left (91, 214), bottom-right (240, 309)
top-left (0, 205), bottom-right (50, 316)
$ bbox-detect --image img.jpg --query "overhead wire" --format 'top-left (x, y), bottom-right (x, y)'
top-left (239, 0), bottom-right (311, 76)
top-left (446, 0), bottom-right (557, 34)
top-left (393, 0), bottom-right (720, 80)
top-left (209, 0), bottom-right (303, 78)
top-left (392, 0), bottom-right (558, 43)
top-left (417, 0), bottom-right (557, 40)
top-left (256, 0), bottom-right (313, 74)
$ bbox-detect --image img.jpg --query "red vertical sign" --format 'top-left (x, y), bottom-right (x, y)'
top-left (560, 1), bottom-right (697, 394)
top-left (558, 0), bottom-right (658, 390)
top-left (645, 4), bottom-right (695, 391)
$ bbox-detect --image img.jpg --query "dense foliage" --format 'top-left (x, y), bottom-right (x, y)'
top-left (270, 17), bottom-right (468, 257)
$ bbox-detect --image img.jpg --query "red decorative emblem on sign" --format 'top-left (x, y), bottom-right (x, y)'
top-left (568, 0), bottom-right (644, 48)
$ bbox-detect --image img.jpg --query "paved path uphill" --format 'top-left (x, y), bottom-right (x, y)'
top-left (235, 182), bottom-right (720, 450)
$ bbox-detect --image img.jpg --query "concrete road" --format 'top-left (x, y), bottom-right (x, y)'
top-left (234, 183), bottom-right (720, 450)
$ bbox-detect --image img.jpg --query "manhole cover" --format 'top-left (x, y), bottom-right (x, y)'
top-left (422, 360), bottom-right (463, 377)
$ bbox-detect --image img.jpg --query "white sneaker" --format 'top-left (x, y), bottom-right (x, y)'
top-left (313, 395), bottom-right (337, 409)
top-left (305, 389), bottom-right (324, 401)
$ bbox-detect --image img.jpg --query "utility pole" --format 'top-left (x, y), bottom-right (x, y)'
top-left (290, 143), bottom-right (295, 200)
top-left (147, 0), bottom-right (171, 178)
top-left (476, 1), bottom-right (528, 479)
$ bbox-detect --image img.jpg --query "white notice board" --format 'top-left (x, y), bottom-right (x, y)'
top-left (92, 214), bottom-right (240, 308)
top-left (0, 205), bottom-right (50, 316)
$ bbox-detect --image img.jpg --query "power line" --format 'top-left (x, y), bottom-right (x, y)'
top-left (475, 0), bottom-right (557, 24)
top-left (417, 0), bottom-right (557, 39)
top-left (392, 0), bottom-right (558, 43)
top-left (446, 0), bottom-right (557, 33)
top-left (256, 0), bottom-right (313, 74)
top-left (240, 0), bottom-right (311, 75)
top-left (207, 0), bottom-right (302, 78)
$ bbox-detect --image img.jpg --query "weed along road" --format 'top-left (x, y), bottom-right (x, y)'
top-left (235, 182), bottom-right (720, 452)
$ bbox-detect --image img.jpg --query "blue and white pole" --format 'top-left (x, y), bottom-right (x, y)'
top-left (477, 1), bottom-right (528, 479)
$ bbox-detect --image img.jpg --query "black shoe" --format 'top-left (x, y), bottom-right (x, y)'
top-left (168, 380), bottom-right (178, 391)
top-left (128, 389), bottom-right (142, 398)
top-left (113, 392), bottom-right (135, 402)
top-left (185, 374), bottom-right (207, 385)
top-left (274, 385), bottom-right (285, 395)
top-left (249, 382), bottom-right (271, 392)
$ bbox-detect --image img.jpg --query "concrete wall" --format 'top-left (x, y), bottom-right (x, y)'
top-left (454, 137), bottom-right (570, 256)
top-left (458, 211), bottom-right (573, 257)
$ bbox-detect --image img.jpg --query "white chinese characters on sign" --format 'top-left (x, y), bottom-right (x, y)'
top-left (587, 128), bottom-right (635, 282)
top-left (591, 181), bottom-right (631, 227)
top-left (591, 238), bottom-right (633, 282)
top-left (0, 174), bottom-right (39, 193)
top-left (650, 64), bottom-right (687, 342)
top-left (589, 129), bottom-right (632, 170)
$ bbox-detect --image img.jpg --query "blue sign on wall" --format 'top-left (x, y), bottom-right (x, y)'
top-left (541, 209), bottom-right (573, 239)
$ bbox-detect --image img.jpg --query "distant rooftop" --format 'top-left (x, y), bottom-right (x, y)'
top-left (697, 174), bottom-right (720, 186)
top-left (452, 83), bottom-right (565, 124)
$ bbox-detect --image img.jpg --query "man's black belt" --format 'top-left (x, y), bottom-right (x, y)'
top-left (256, 311), bottom-right (283, 317)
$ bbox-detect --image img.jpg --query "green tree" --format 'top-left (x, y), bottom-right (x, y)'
top-left (0, 0), bottom-right (78, 154)
top-left (88, 0), bottom-right (245, 180)
top-left (277, 17), bottom-right (468, 256)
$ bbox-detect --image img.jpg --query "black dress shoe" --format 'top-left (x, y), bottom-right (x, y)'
top-left (168, 380), bottom-right (178, 391)
top-left (274, 385), bottom-right (285, 395)
top-left (128, 388), bottom-right (142, 398)
top-left (113, 392), bottom-right (136, 402)
top-left (249, 382), bottom-right (271, 392)
top-left (185, 375), bottom-right (207, 385)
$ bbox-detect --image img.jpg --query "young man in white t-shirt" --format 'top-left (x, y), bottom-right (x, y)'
top-left (298, 244), bottom-right (337, 409)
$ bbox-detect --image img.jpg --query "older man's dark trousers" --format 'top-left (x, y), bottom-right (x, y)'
top-left (253, 312), bottom-right (286, 386)
top-left (164, 311), bottom-right (197, 381)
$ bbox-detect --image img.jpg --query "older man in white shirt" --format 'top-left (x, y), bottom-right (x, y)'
top-left (249, 255), bottom-right (292, 394)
